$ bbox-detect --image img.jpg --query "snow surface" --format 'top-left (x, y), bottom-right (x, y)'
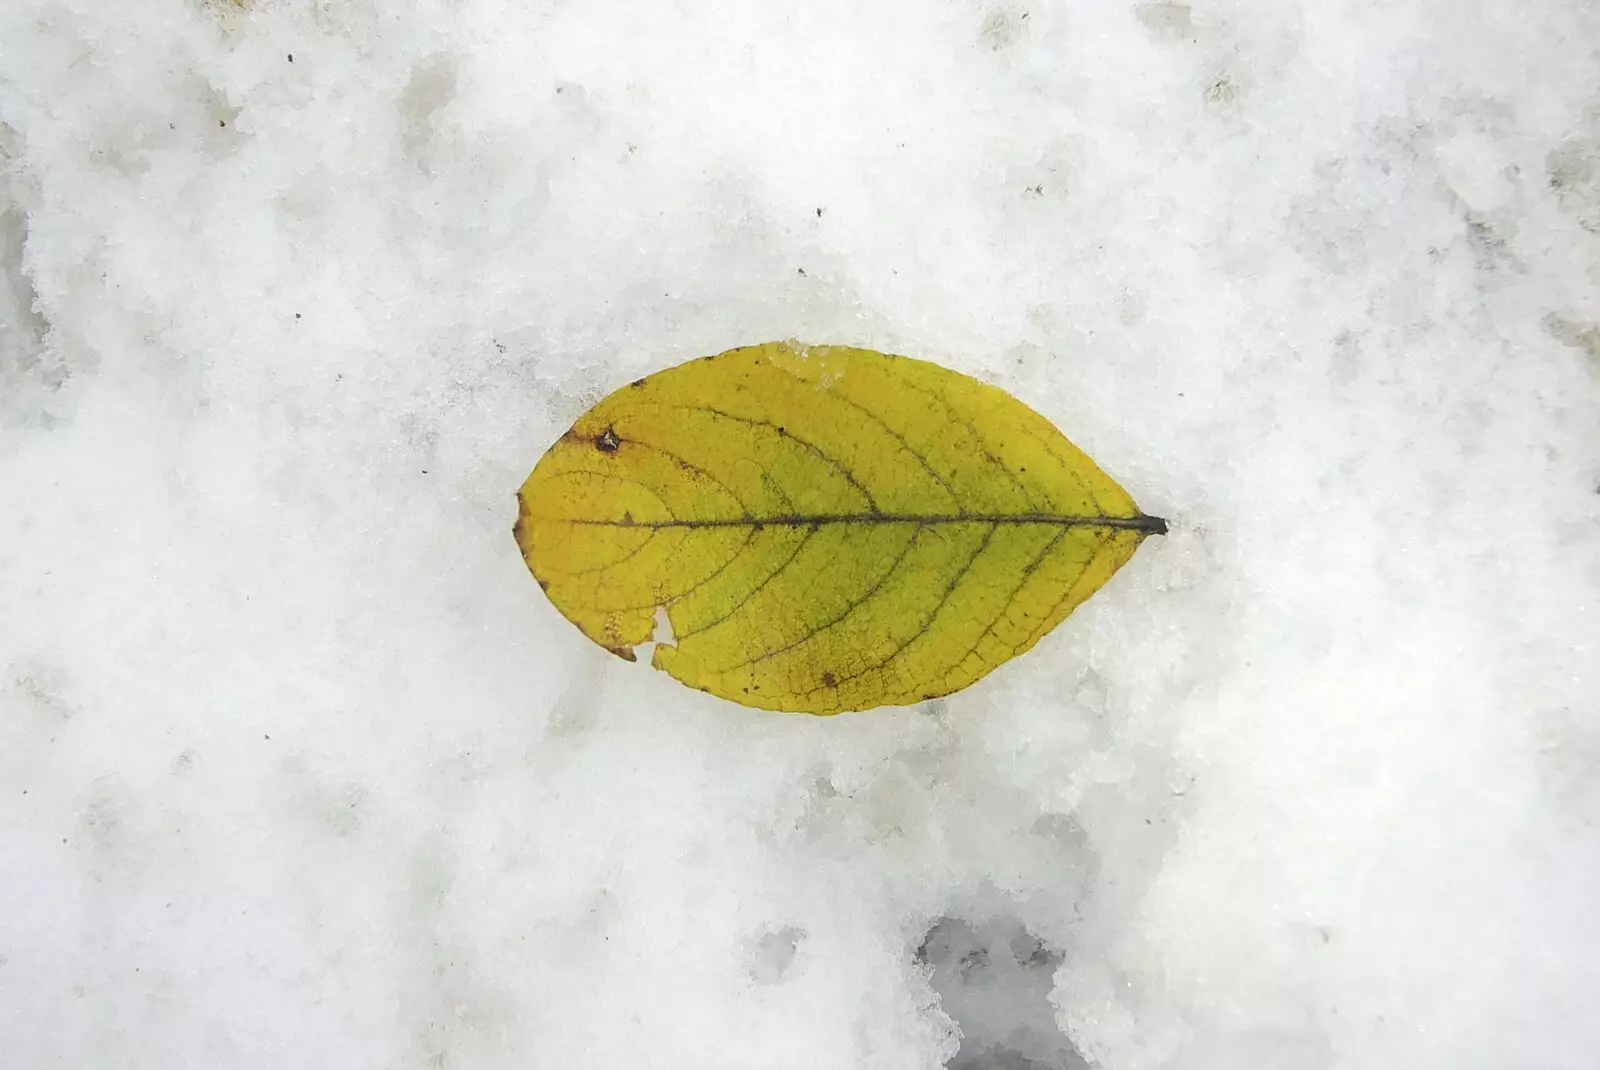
top-left (2, 1), bottom-right (1598, 1068)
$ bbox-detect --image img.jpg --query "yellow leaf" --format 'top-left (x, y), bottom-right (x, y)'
top-left (515, 341), bottom-right (1165, 714)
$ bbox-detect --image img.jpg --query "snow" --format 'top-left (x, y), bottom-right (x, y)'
top-left (2, 1), bottom-right (1598, 1068)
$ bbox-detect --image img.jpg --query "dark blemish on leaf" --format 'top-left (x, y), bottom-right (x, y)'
top-left (621, 511), bottom-right (634, 526)
top-left (605, 645), bottom-right (637, 662)
top-left (631, 378), bottom-right (646, 388)
top-left (776, 426), bottom-right (786, 434)
top-left (595, 427), bottom-right (621, 452)
top-left (537, 579), bottom-right (549, 591)
top-left (808, 520), bottom-right (823, 533)
top-left (821, 672), bottom-right (837, 688)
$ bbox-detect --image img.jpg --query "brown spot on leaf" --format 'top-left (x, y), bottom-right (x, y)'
top-left (605, 645), bottom-right (637, 662)
top-left (595, 427), bottom-right (621, 452)
top-left (821, 672), bottom-right (837, 688)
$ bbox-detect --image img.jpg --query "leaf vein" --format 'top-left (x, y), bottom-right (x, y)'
top-left (599, 527), bottom-right (760, 613)
top-left (550, 527), bottom-right (665, 578)
top-left (808, 521), bottom-right (999, 695)
top-left (592, 443), bottom-right (798, 613)
top-left (896, 377), bottom-right (1040, 511)
top-left (726, 524), bottom-right (925, 672)
top-left (674, 526), bottom-right (820, 641)
top-left (551, 513), bottom-right (1165, 532)
top-left (820, 382), bottom-right (962, 511)
top-left (938, 526), bottom-right (1069, 687)
top-left (1015, 529), bottom-right (1118, 653)
top-left (624, 437), bottom-right (756, 518)
top-left (688, 404), bottom-right (880, 513)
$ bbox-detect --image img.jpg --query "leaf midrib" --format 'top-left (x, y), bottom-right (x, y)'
top-left (551, 512), bottom-right (1168, 534)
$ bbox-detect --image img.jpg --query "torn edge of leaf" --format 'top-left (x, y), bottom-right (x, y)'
top-left (613, 605), bottom-right (678, 663)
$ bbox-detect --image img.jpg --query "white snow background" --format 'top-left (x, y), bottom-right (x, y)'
top-left (3, 1), bottom-right (1598, 1068)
